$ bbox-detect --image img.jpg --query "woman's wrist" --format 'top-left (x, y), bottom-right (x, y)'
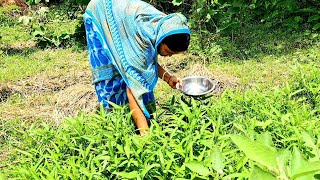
top-left (167, 75), bottom-right (172, 84)
top-left (162, 71), bottom-right (168, 81)
top-left (162, 71), bottom-right (171, 83)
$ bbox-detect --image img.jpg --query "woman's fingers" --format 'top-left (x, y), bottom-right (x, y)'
top-left (176, 77), bottom-right (183, 89)
top-left (168, 75), bottom-right (180, 89)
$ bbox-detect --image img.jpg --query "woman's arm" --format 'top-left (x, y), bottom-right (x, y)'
top-left (158, 63), bottom-right (171, 82)
top-left (126, 88), bottom-right (149, 136)
top-left (158, 63), bottom-right (181, 89)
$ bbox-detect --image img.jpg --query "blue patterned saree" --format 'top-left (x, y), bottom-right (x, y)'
top-left (83, 0), bottom-right (190, 118)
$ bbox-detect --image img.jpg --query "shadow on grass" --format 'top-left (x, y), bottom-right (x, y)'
top-left (192, 24), bottom-right (320, 62)
top-left (0, 38), bottom-right (87, 56)
top-left (0, 47), bottom-right (38, 56)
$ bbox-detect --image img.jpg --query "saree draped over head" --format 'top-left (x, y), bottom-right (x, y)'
top-left (83, 0), bottom-right (190, 118)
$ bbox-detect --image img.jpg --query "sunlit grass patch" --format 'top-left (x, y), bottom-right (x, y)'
top-left (0, 26), bottom-right (31, 45)
top-left (0, 48), bottom-right (88, 83)
top-left (207, 44), bottom-right (320, 89)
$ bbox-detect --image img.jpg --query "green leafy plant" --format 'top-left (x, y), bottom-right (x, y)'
top-left (2, 65), bottom-right (319, 179)
top-left (16, 4), bottom-right (85, 48)
top-left (231, 135), bottom-right (320, 179)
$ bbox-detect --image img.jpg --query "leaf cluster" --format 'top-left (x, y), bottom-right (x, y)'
top-left (2, 66), bottom-right (320, 179)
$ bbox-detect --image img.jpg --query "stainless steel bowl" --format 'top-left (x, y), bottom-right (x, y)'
top-left (178, 76), bottom-right (216, 96)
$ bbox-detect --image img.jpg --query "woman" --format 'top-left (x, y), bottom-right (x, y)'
top-left (83, 0), bottom-right (190, 135)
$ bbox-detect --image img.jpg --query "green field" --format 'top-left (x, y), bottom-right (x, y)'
top-left (0, 2), bottom-right (319, 179)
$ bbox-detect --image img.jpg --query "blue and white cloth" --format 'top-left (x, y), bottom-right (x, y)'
top-left (83, 0), bottom-right (190, 118)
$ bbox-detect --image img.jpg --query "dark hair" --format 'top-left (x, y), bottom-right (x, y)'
top-left (161, 33), bottom-right (190, 52)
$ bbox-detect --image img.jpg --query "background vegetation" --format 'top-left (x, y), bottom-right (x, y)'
top-left (0, 0), bottom-right (319, 179)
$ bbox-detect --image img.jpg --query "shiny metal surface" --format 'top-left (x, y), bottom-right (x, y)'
top-left (178, 76), bottom-right (216, 96)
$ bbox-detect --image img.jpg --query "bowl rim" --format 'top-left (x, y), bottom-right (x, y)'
top-left (178, 76), bottom-right (216, 96)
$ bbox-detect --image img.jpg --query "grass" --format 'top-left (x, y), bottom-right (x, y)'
top-left (0, 48), bottom-right (88, 82)
top-left (0, 4), bottom-right (320, 179)
top-left (208, 46), bottom-right (320, 88)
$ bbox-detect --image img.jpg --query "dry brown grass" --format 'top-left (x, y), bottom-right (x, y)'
top-left (0, 0), bottom-right (28, 12)
top-left (0, 149), bottom-right (11, 168)
top-left (0, 53), bottom-right (240, 124)
top-left (0, 69), bottom-right (97, 124)
top-left (53, 83), bottom-right (98, 124)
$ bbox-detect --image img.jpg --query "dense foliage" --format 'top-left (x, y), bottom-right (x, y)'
top-left (2, 67), bottom-right (320, 179)
top-left (14, 0), bottom-right (320, 48)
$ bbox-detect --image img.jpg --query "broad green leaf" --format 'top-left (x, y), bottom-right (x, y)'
top-left (158, 150), bottom-right (164, 165)
top-left (116, 144), bottom-right (124, 153)
top-left (208, 149), bottom-right (225, 173)
top-left (0, 173), bottom-right (6, 180)
top-left (255, 119), bottom-right (273, 129)
top-left (32, 30), bottom-right (45, 37)
top-left (131, 136), bottom-right (142, 149)
top-left (115, 171), bottom-right (138, 179)
top-left (290, 146), bottom-right (320, 180)
top-left (230, 135), bottom-right (278, 174)
top-left (172, 0), bottom-right (183, 6)
top-left (300, 131), bottom-right (319, 159)
top-left (179, 99), bottom-right (191, 118)
top-left (108, 101), bottom-right (123, 110)
top-left (250, 165), bottom-right (277, 180)
top-left (185, 161), bottom-right (210, 176)
top-left (218, 22), bottom-right (240, 32)
top-left (255, 132), bottom-right (274, 149)
top-left (294, 162), bottom-right (320, 179)
top-left (291, 146), bottom-right (307, 175)
top-left (308, 15), bottom-right (320, 22)
top-left (277, 149), bottom-right (291, 178)
top-left (300, 131), bottom-right (316, 148)
top-left (124, 144), bottom-right (130, 159)
top-left (165, 151), bottom-right (174, 170)
top-left (313, 23), bottom-right (320, 31)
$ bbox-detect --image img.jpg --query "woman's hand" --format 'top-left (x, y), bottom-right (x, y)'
top-left (167, 75), bottom-right (181, 89)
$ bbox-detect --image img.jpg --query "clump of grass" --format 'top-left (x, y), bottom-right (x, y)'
top-left (0, 5), bottom-right (21, 26)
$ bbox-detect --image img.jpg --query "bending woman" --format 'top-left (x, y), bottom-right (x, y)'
top-left (83, 0), bottom-right (190, 135)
